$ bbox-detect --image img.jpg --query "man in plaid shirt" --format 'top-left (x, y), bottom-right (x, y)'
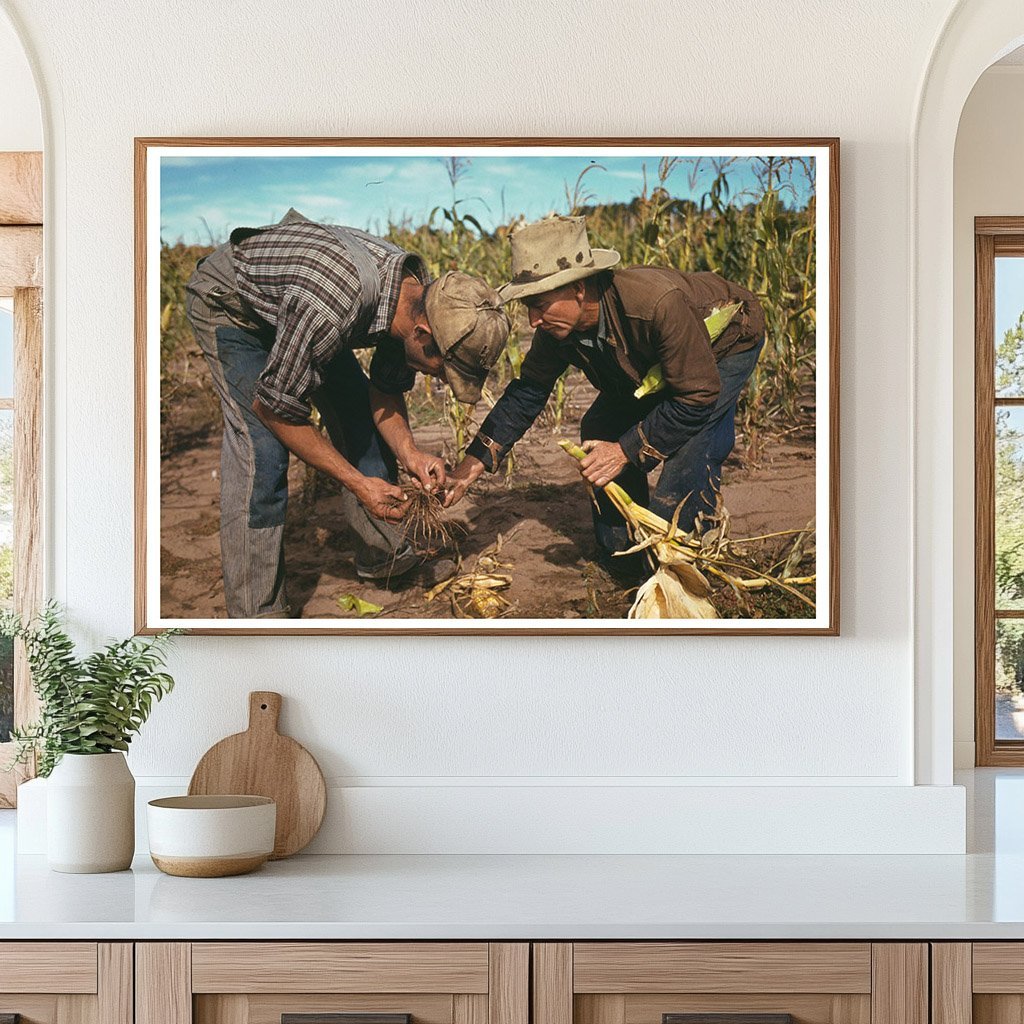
top-left (186, 209), bottom-right (509, 619)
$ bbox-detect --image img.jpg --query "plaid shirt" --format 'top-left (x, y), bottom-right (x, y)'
top-left (230, 221), bottom-right (430, 422)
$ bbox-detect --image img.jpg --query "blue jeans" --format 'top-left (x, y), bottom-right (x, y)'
top-left (581, 342), bottom-right (764, 561)
top-left (185, 245), bottom-right (408, 617)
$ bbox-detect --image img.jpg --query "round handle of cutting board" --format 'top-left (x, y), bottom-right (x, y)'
top-left (249, 691), bottom-right (282, 733)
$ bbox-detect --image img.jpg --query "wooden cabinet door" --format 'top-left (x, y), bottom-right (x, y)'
top-left (937, 943), bottom-right (1024, 1024)
top-left (534, 944), bottom-right (927, 1024)
top-left (136, 942), bottom-right (528, 1024)
top-left (0, 942), bottom-right (131, 1023)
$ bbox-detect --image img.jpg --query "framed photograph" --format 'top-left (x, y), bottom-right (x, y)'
top-left (136, 137), bottom-right (838, 635)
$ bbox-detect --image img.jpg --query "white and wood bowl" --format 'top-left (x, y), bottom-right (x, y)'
top-left (147, 795), bottom-right (276, 878)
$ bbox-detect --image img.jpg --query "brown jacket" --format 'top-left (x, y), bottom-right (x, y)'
top-left (465, 267), bottom-right (764, 473)
top-left (521, 267), bottom-right (764, 406)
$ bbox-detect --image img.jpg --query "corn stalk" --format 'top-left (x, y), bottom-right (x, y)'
top-left (558, 441), bottom-right (815, 619)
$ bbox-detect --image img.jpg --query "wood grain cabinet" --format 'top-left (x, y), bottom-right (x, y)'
top-left (0, 942), bottom-right (132, 1023)
top-left (0, 939), bottom-right (933, 1024)
top-left (532, 944), bottom-right (929, 1024)
top-left (136, 943), bottom-right (529, 1024)
top-left (932, 943), bottom-right (1024, 1024)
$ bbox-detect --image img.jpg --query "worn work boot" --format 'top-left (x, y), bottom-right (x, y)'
top-left (358, 553), bottom-right (458, 591)
top-left (415, 557), bottom-right (459, 589)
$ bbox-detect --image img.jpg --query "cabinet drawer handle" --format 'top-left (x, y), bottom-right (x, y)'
top-left (664, 1016), bottom-right (794, 1024)
top-left (283, 1015), bottom-right (412, 1024)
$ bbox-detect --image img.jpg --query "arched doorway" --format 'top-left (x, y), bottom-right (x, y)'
top-left (913, 0), bottom-right (1024, 785)
top-left (0, 4), bottom-right (43, 808)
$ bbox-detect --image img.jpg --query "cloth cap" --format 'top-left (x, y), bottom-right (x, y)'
top-left (425, 271), bottom-right (511, 404)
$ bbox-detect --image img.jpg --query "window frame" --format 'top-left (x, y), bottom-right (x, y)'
top-left (0, 151), bottom-right (43, 807)
top-left (975, 217), bottom-right (1024, 765)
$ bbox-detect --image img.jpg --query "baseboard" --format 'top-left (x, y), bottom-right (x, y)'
top-left (17, 778), bottom-right (967, 856)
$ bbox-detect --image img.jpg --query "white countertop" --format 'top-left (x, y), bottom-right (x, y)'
top-left (1, 769), bottom-right (1021, 941)
top-left (3, 847), bottom-right (1024, 940)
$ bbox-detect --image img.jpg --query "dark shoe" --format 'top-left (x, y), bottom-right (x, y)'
top-left (417, 557), bottom-right (459, 589)
top-left (360, 555), bottom-right (458, 591)
top-left (356, 546), bottom-right (419, 582)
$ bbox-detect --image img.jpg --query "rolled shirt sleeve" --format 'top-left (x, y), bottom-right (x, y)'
top-left (618, 291), bottom-right (721, 469)
top-left (252, 293), bottom-right (338, 423)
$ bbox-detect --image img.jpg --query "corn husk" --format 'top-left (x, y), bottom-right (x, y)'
top-left (424, 534), bottom-right (514, 618)
top-left (633, 302), bottom-right (744, 399)
top-left (558, 440), bottom-right (815, 620)
top-left (631, 566), bottom-right (717, 619)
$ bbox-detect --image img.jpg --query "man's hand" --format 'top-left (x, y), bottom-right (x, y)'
top-left (579, 439), bottom-right (630, 488)
top-left (402, 449), bottom-right (447, 494)
top-left (442, 455), bottom-right (485, 508)
top-left (353, 476), bottom-right (410, 523)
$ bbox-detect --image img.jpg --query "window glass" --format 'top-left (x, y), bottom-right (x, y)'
top-left (996, 257), bottom-right (1024, 398)
top-left (0, 311), bottom-right (10, 743)
top-left (997, 620), bottom-right (1024, 741)
top-left (0, 305), bottom-right (12, 399)
top-left (996, 407), bottom-right (1024, 611)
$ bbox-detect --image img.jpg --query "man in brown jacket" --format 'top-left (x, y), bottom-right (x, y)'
top-left (444, 215), bottom-right (765, 577)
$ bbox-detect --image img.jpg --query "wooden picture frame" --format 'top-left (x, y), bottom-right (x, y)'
top-left (136, 137), bottom-right (839, 635)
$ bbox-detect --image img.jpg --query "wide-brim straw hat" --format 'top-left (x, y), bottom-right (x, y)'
top-left (425, 271), bottom-right (511, 404)
top-left (498, 215), bottom-right (620, 303)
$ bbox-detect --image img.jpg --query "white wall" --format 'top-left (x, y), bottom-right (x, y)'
top-left (0, 8), bottom-right (39, 152)
top-left (0, 0), bottom-right (976, 852)
top-left (953, 66), bottom-right (1024, 767)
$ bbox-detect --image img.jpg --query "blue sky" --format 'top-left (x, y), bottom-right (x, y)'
top-left (997, 257), bottom-right (1024, 340)
top-left (159, 154), bottom-right (815, 245)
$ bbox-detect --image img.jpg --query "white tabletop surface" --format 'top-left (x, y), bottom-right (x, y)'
top-left (0, 769), bottom-right (1021, 941)
top-left (3, 844), bottom-right (1024, 940)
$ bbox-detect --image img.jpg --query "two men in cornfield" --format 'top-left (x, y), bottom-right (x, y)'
top-left (186, 209), bottom-right (509, 618)
top-left (446, 215), bottom-right (765, 578)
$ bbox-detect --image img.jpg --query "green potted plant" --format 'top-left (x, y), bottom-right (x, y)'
top-left (2, 603), bottom-right (179, 873)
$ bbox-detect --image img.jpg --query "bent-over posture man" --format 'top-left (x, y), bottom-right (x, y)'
top-left (186, 209), bottom-right (509, 617)
top-left (445, 215), bottom-right (764, 577)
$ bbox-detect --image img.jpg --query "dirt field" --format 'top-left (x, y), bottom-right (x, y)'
top-left (159, 399), bottom-right (817, 621)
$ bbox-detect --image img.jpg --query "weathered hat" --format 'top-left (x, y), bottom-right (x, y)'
top-left (425, 271), bottom-right (511, 404)
top-left (498, 215), bottom-right (621, 303)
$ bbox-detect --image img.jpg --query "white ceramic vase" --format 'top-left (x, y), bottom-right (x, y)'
top-left (46, 752), bottom-right (136, 873)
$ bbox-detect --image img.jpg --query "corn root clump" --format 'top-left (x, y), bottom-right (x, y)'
top-left (399, 488), bottom-right (461, 555)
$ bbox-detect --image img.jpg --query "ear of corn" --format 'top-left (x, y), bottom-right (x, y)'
top-left (559, 439), bottom-right (815, 620)
top-left (633, 301), bottom-right (745, 399)
top-left (424, 534), bottom-right (515, 618)
top-left (632, 566), bottom-right (717, 619)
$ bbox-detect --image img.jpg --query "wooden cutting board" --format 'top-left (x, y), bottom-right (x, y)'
top-left (188, 691), bottom-right (327, 860)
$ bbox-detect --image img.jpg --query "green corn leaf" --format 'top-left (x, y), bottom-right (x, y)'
top-left (337, 594), bottom-right (383, 617)
top-left (633, 302), bottom-right (744, 399)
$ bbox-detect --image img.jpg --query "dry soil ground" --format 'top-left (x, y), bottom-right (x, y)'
top-left (160, 402), bottom-right (816, 621)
